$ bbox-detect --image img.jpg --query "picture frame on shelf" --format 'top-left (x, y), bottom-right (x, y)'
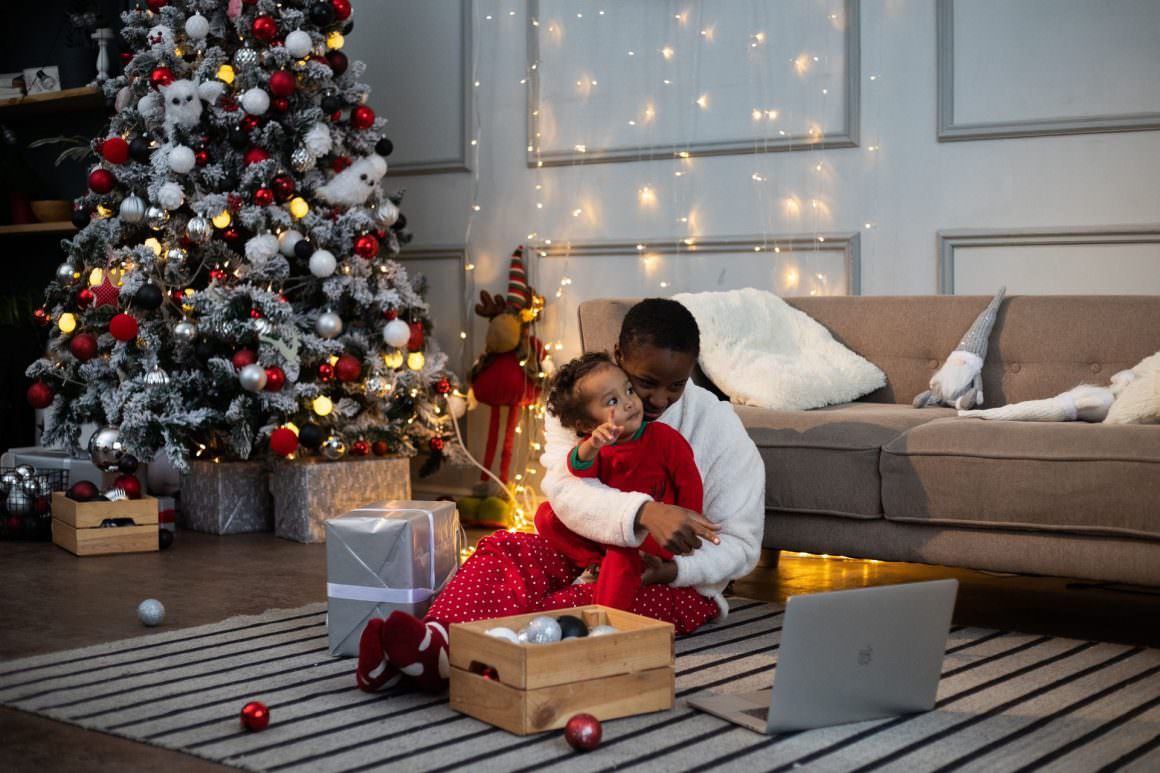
top-left (23, 66), bottom-right (61, 96)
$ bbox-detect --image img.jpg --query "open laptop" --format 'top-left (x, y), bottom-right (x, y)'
top-left (688, 579), bottom-right (958, 733)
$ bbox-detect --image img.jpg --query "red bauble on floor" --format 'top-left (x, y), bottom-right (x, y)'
top-left (564, 713), bottom-right (602, 751)
top-left (240, 701), bottom-right (270, 731)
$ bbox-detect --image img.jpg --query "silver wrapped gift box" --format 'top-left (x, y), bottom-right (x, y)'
top-left (272, 457), bottom-right (410, 543)
top-left (326, 500), bottom-right (462, 657)
top-left (180, 460), bottom-right (272, 534)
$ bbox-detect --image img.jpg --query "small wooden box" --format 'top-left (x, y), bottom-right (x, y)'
top-left (51, 492), bottom-right (159, 556)
top-left (449, 606), bottom-right (674, 735)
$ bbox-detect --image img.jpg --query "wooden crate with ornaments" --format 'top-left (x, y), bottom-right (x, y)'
top-left (51, 492), bottom-right (159, 556)
top-left (449, 606), bottom-right (674, 735)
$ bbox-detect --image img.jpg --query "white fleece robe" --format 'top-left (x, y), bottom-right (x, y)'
top-left (540, 383), bottom-right (766, 619)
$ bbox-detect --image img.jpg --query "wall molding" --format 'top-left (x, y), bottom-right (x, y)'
top-left (526, 0), bottom-right (860, 167)
top-left (536, 232), bottom-right (862, 295)
top-left (936, 0), bottom-right (1160, 143)
top-left (386, 0), bottom-right (474, 174)
top-left (937, 226), bottom-right (1160, 294)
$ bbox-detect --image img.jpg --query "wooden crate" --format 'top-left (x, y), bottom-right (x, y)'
top-left (51, 492), bottom-right (159, 556)
top-left (449, 605), bottom-right (674, 735)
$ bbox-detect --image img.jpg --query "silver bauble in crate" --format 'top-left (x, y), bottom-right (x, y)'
top-left (145, 367), bottom-right (171, 387)
top-left (375, 200), bottom-right (400, 228)
top-left (145, 205), bottom-right (170, 230)
top-left (104, 487), bottom-right (128, 502)
top-left (185, 216), bottom-right (212, 244)
top-left (20, 477), bottom-right (46, 496)
top-left (290, 147), bottom-right (316, 172)
top-left (120, 195), bottom-right (147, 224)
top-left (56, 262), bottom-right (80, 285)
top-left (235, 47), bottom-right (259, 67)
top-left (321, 435), bottom-right (346, 461)
top-left (239, 363), bottom-right (267, 392)
top-left (15, 464), bottom-right (36, 479)
top-left (88, 426), bottom-right (126, 471)
top-left (174, 319), bottom-right (198, 343)
top-left (4, 487), bottom-right (34, 516)
top-left (316, 311), bottom-right (343, 339)
top-left (0, 471), bottom-right (19, 493)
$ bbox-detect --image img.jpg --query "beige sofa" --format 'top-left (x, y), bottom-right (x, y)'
top-left (578, 296), bottom-right (1160, 586)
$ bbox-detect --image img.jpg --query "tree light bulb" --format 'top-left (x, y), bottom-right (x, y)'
top-left (217, 64), bottom-right (235, 84)
top-left (326, 31), bottom-right (344, 49)
top-left (88, 268), bottom-right (105, 286)
top-left (289, 197), bottom-right (309, 219)
top-left (58, 313), bottom-right (77, 334)
top-left (406, 351), bottom-right (426, 370)
top-left (383, 350), bottom-right (404, 369)
top-left (212, 210), bottom-right (231, 228)
top-left (143, 238), bottom-right (162, 255)
top-left (312, 395), bottom-right (334, 416)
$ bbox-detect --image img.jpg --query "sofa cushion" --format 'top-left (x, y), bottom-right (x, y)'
top-left (881, 418), bottom-right (1160, 539)
top-left (736, 403), bottom-right (956, 519)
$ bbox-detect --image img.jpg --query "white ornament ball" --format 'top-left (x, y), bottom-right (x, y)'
top-left (526, 615), bottom-right (563, 644)
top-left (278, 229), bottom-right (304, 256)
top-left (588, 625), bottom-right (620, 637)
top-left (241, 87), bottom-right (270, 116)
top-left (383, 319), bottom-right (411, 348)
top-left (308, 249), bottom-right (337, 277)
top-left (184, 13), bottom-right (209, 40)
top-left (115, 86), bottom-right (133, 112)
top-left (485, 627), bottom-right (521, 644)
top-left (137, 598), bottom-right (165, 627)
top-left (239, 363), bottom-right (268, 392)
top-left (197, 80), bottom-right (226, 104)
top-left (303, 123), bottom-right (332, 157)
top-left (317, 311), bottom-right (344, 339)
top-left (376, 200), bottom-right (399, 227)
top-left (285, 30), bottom-right (313, 58)
top-left (137, 92), bottom-right (162, 122)
top-left (157, 181), bottom-right (184, 210)
top-left (245, 233), bottom-right (280, 261)
top-left (119, 195), bottom-right (146, 224)
top-left (168, 145), bottom-right (196, 174)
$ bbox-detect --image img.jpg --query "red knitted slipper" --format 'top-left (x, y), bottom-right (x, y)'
top-left (381, 610), bottom-right (450, 692)
top-left (355, 618), bottom-right (400, 692)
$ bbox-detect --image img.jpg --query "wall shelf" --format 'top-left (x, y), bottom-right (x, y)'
top-left (0, 222), bottom-right (77, 236)
top-left (0, 87), bottom-right (104, 119)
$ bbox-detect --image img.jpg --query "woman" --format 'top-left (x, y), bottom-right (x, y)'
top-left (356, 298), bottom-right (765, 692)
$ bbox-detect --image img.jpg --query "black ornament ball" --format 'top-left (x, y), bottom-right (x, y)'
top-left (159, 529), bottom-right (174, 549)
top-left (321, 95), bottom-right (342, 114)
top-left (129, 137), bottom-right (152, 163)
top-left (293, 239), bottom-right (314, 261)
top-left (397, 231), bottom-right (413, 245)
top-left (195, 341), bottom-right (217, 361)
top-left (341, 20), bottom-right (353, 34)
top-left (557, 614), bottom-right (589, 639)
top-left (71, 208), bottom-right (91, 228)
top-left (298, 422), bottom-right (324, 450)
top-left (133, 283), bottom-right (164, 310)
top-left (375, 137), bottom-right (394, 157)
top-left (391, 213), bottom-right (407, 232)
top-left (309, 1), bottom-right (336, 25)
top-left (229, 128), bottom-right (250, 149)
top-left (118, 454), bottom-right (140, 474)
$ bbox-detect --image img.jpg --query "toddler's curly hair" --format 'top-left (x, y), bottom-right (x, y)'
top-left (546, 351), bottom-right (616, 433)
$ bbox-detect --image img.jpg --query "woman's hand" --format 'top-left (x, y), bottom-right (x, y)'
top-left (636, 501), bottom-right (721, 555)
top-left (641, 553), bottom-right (678, 585)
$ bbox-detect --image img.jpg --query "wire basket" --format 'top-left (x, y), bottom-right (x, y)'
top-left (0, 467), bottom-right (70, 541)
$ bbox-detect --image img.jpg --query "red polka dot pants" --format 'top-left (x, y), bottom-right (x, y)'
top-left (424, 530), bottom-right (720, 635)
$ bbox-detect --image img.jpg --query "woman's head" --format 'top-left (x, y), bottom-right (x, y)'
top-left (615, 298), bottom-right (700, 420)
top-left (547, 352), bottom-right (642, 437)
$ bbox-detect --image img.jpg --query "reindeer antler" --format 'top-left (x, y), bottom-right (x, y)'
top-left (474, 290), bottom-right (509, 319)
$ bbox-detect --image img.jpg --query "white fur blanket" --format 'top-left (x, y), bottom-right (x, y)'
top-left (673, 289), bottom-right (886, 411)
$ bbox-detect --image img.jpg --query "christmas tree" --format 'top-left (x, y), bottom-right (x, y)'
top-left (25, 0), bottom-right (463, 472)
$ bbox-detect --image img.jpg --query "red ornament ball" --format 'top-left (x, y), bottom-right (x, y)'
top-left (146, 0), bottom-right (167, 10)
top-left (150, 66), bottom-right (175, 89)
top-left (244, 147), bottom-right (270, 165)
top-left (350, 104), bottom-right (375, 129)
top-left (326, 51), bottom-right (349, 76)
top-left (77, 288), bottom-right (95, 308)
top-left (269, 427), bottom-right (298, 457)
top-left (271, 97), bottom-right (289, 112)
top-left (228, 193), bottom-right (244, 212)
top-left (354, 234), bottom-right (379, 259)
top-left (254, 188), bottom-right (274, 206)
top-left (88, 168), bottom-right (116, 194)
top-left (429, 437), bottom-right (445, 453)
top-left (209, 268), bottom-right (228, 282)
top-left (195, 149), bottom-right (209, 166)
top-left (330, 109), bottom-right (342, 123)
top-left (351, 439), bottom-right (369, 457)
top-left (318, 362), bottom-right (335, 381)
top-left (564, 713), bottom-right (602, 752)
top-left (332, 0), bottom-right (352, 20)
top-left (272, 175), bottom-right (295, 201)
top-left (331, 155), bottom-right (352, 173)
top-left (69, 333), bottom-right (99, 362)
top-left (108, 313), bottom-right (139, 342)
top-left (241, 115), bottom-right (261, 132)
top-left (240, 701), bottom-right (270, 732)
top-left (268, 70), bottom-right (296, 97)
top-left (252, 15), bottom-right (278, 42)
top-left (264, 366), bottom-right (286, 392)
top-left (113, 474), bottom-right (142, 499)
top-left (223, 228), bottom-right (242, 243)
top-left (101, 137), bottom-right (130, 165)
top-left (436, 378), bottom-right (451, 395)
top-left (26, 381), bottom-right (55, 409)
top-left (334, 354), bottom-right (362, 383)
top-left (371, 440), bottom-right (389, 456)
top-left (383, 308), bottom-right (397, 321)
top-left (119, 51), bottom-right (133, 64)
top-left (407, 322), bottom-right (425, 351)
top-left (232, 349), bottom-right (257, 370)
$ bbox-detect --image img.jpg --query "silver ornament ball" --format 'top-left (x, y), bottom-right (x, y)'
top-left (365, 375), bottom-right (393, 397)
top-left (375, 200), bottom-right (400, 228)
top-left (14, 464), bottom-right (36, 479)
top-left (526, 615), bottom-right (563, 644)
top-left (239, 363), bottom-right (268, 392)
top-left (145, 367), bottom-right (171, 386)
top-left (252, 318), bottom-right (273, 336)
top-left (120, 195), bottom-right (147, 224)
top-left (0, 471), bottom-right (19, 493)
top-left (88, 426), bottom-right (125, 472)
top-left (291, 147), bottom-right (316, 172)
top-left (321, 435), bottom-right (346, 461)
top-left (174, 320), bottom-right (198, 343)
top-left (137, 598), bottom-right (165, 627)
top-left (4, 488), bottom-right (34, 516)
top-left (166, 247), bottom-right (188, 265)
top-left (316, 311), bottom-right (343, 339)
top-left (56, 262), bottom-right (80, 285)
top-left (235, 47), bottom-right (259, 67)
top-left (145, 205), bottom-right (169, 230)
top-left (185, 216), bottom-right (212, 244)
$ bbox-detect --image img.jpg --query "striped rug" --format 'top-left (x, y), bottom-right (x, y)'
top-left (2, 599), bottom-right (1159, 772)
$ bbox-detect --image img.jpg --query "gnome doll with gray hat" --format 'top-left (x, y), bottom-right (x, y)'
top-left (912, 287), bottom-right (1006, 411)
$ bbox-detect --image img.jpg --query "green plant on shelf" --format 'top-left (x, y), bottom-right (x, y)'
top-left (27, 135), bottom-right (94, 167)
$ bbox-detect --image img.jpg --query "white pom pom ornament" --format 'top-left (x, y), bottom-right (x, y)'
top-left (156, 182), bottom-right (184, 210)
top-left (245, 233), bottom-right (280, 261)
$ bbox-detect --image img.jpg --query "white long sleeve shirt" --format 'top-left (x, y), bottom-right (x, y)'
top-left (539, 383), bottom-right (766, 618)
